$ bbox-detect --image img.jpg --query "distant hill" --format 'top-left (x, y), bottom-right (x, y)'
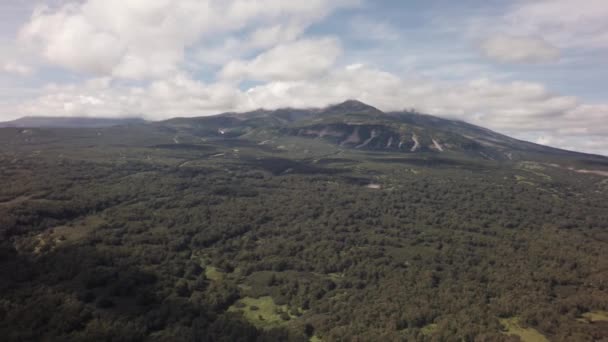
top-left (0, 116), bottom-right (145, 128)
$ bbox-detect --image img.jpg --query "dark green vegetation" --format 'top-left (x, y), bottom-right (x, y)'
top-left (1, 101), bottom-right (607, 341)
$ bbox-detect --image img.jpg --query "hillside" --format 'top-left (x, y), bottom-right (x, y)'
top-left (0, 101), bottom-right (607, 341)
top-left (0, 116), bottom-right (145, 128)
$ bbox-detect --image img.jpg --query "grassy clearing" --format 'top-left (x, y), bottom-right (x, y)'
top-left (514, 175), bottom-right (539, 186)
top-left (228, 296), bottom-right (295, 328)
top-left (14, 215), bottom-right (103, 255)
top-left (327, 273), bottom-right (344, 281)
top-left (581, 311), bottom-right (608, 322)
top-left (500, 318), bottom-right (548, 342)
top-left (54, 215), bottom-right (104, 240)
top-left (205, 266), bottom-right (224, 282)
top-left (518, 162), bottom-right (546, 171)
top-left (518, 162), bottom-right (553, 180)
top-left (0, 195), bottom-right (31, 207)
top-left (421, 323), bottom-right (437, 336)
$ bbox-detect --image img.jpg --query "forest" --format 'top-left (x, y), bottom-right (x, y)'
top-left (0, 123), bottom-right (607, 342)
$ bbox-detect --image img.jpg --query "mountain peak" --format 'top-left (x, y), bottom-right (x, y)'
top-left (322, 100), bottom-right (384, 116)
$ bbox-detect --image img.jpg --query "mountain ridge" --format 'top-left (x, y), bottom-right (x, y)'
top-left (159, 100), bottom-right (608, 161)
top-left (1, 100), bottom-right (606, 159)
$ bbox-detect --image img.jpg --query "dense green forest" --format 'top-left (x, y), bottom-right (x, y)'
top-left (0, 119), bottom-right (607, 341)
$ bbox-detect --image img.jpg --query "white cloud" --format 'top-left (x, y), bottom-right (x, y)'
top-left (506, 0), bottom-right (608, 50)
top-left (530, 133), bottom-right (608, 156)
top-left (348, 16), bottom-right (400, 42)
top-left (244, 64), bottom-right (402, 109)
top-left (220, 38), bottom-right (342, 81)
top-left (242, 68), bottom-right (585, 133)
top-left (20, 6), bottom-right (127, 75)
top-left (479, 34), bottom-right (560, 64)
top-left (470, 0), bottom-right (608, 52)
top-left (249, 23), bottom-right (307, 49)
top-left (11, 75), bottom-right (248, 119)
top-left (2, 61), bottom-right (32, 75)
top-left (18, 0), bottom-right (359, 79)
top-left (196, 22), bottom-right (307, 66)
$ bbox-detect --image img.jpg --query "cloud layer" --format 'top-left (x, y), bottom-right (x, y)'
top-left (19, 0), bottom-right (358, 79)
top-left (480, 34), bottom-right (560, 64)
top-left (220, 38), bottom-right (342, 81)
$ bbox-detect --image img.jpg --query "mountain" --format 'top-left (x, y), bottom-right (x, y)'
top-left (161, 100), bottom-right (606, 162)
top-left (0, 116), bottom-right (145, 128)
top-left (318, 99), bottom-right (385, 116)
top-left (1, 100), bottom-right (608, 341)
top-left (5, 101), bottom-right (604, 162)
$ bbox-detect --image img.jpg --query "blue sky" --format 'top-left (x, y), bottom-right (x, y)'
top-left (0, 0), bottom-right (607, 155)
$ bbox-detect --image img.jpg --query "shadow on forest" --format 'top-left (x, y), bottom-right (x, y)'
top-left (245, 157), bottom-right (346, 176)
top-left (0, 240), bottom-right (304, 342)
top-left (373, 156), bottom-right (489, 170)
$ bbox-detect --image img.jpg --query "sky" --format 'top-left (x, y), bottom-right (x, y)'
top-left (0, 0), bottom-right (607, 155)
